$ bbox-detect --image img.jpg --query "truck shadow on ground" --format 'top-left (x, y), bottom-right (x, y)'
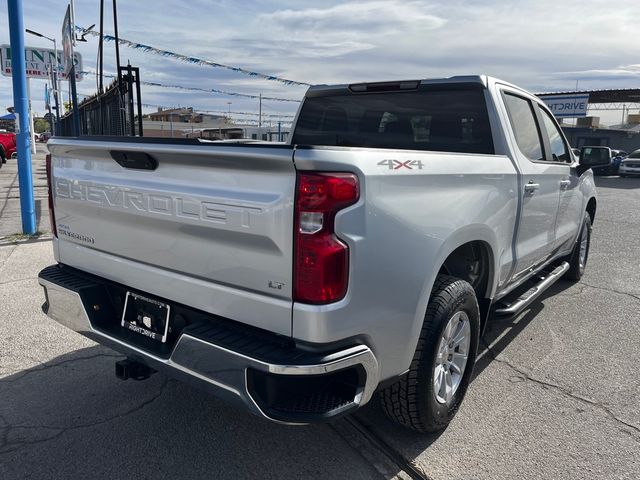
top-left (0, 346), bottom-right (378, 479)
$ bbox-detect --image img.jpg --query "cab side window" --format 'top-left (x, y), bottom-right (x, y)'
top-left (502, 93), bottom-right (544, 161)
top-left (539, 108), bottom-right (571, 163)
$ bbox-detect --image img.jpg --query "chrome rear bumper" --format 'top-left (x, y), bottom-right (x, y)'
top-left (39, 265), bottom-right (379, 424)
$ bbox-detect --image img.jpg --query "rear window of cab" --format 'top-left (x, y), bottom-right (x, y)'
top-left (292, 88), bottom-right (495, 154)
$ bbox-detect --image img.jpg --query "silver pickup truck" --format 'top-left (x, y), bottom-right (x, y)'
top-left (39, 76), bottom-right (609, 432)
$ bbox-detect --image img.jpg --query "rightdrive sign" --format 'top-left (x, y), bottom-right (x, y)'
top-left (540, 94), bottom-right (590, 118)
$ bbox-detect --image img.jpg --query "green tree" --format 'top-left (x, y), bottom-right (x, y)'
top-left (34, 118), bottom-right (50, 133)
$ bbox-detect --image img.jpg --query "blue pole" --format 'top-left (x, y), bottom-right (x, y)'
top-left (7, 0), bottom-right (36, 235)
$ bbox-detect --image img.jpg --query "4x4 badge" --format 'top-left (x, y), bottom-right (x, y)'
top-left (377, 159), bottom-right (424, 170)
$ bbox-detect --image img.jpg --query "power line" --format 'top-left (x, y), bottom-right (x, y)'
top-left (76, 25), bottom-right (310, 87)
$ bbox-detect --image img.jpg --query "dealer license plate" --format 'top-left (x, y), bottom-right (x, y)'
top-left (121, 292), bottom-right (171, 343)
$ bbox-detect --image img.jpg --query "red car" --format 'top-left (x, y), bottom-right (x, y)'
top-left (0, 131), bottom-right (17, 167)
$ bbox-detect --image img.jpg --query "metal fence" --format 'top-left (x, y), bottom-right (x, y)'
top-left (59, 66), bottom-right (143, 137)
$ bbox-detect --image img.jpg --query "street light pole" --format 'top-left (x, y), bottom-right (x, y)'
top-left (25, 29), bottom-right (61, 135)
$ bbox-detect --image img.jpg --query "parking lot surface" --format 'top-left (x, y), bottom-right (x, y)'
top-left (1, 176), bottom-right (639, 479)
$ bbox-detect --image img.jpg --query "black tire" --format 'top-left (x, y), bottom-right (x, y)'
top-left (380, 275), bottom-right (480, 433)
top-left (0, 148), bottom-right (5, 166)
top-left (565, 212), bottom-right (592, 281)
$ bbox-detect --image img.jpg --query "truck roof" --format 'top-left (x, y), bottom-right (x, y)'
top-left (305, 75), bottom-right (528, 98)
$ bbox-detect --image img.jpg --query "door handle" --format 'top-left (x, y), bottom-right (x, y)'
top-left (524, 181), bottom-right (540, 194)
top-left (560, 179), bottom-right (571, 190)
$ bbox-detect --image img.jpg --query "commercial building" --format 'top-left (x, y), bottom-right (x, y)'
top-left (561, 114), bottom-right (640, 152)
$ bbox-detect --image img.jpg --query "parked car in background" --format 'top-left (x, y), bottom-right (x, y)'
top-left (609, 149), bottom-right (628, 175)
top-left (619, 149), bottom-right (640, 177)
top-left (0, 131), bottom-right (16, 167)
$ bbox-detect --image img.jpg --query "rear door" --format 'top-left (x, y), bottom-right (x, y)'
top-left (536, 105), bottom-right (583, 253)
top-left (48, 138), bottom-right (296, 336)
top-left (500, 90), bottom-right (561, 279)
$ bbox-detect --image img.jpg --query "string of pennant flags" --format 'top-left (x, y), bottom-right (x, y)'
top-left (75, 25), bottom-right (310, 87)
top-left (80, 70), bottom-right (302, 103)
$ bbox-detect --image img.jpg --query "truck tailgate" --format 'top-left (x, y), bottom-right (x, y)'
top-left (47, 138), bottom-right (296, 336)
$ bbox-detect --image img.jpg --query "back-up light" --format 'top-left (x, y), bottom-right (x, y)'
top-left (294, 172), bottom-right (359, 304)
top-left (45, 154), bottom-right (57, 237)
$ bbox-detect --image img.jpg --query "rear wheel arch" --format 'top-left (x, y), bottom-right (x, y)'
top-left (438, 240), bottom-right (494, 299)
top-left (437, 240), bottom-right (494, 332)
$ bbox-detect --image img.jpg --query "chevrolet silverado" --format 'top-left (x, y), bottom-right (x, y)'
top-left (38, 76), bottom-right (609, 432)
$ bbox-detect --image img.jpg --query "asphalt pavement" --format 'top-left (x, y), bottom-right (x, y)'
top-left (1, 175), bottom-right (639, 479)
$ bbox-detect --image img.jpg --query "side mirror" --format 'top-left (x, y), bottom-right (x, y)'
top-left (578, 146), bottom-right (611, 174)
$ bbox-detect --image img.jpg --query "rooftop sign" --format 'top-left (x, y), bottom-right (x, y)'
top-left (540, 93), bottom-right (589, 118)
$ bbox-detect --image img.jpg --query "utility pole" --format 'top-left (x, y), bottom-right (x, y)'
top-left (258, 93), bottom-right (262, 129)
top-left (99, 0), bottom-right (104, 93)
top-left (7, 0), bottom-right (37, 234)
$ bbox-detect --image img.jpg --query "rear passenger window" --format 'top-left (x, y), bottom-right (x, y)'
top-left (539, 108), bottom-right (570, 162)
top-left (502, 93), bottom-right (544, 161)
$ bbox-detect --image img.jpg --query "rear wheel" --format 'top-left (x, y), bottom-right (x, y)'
top-left (565, 212), bottom-right (591, 281)
top-left (380, 275), bottom-right (480, 433)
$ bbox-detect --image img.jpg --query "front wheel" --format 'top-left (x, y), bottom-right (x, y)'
top-left (380, 275), bottom-right (480, 433)
top-left (565, 212), bottom-right (592, 281)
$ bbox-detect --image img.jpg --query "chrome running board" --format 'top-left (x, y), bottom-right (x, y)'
top-left (494, 262), bottom-right (570, 316)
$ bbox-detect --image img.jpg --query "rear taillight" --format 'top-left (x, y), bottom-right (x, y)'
top-left (45, 154), bottom-right (57, 237)
top-left (294, 172), bottom-right (359, 304)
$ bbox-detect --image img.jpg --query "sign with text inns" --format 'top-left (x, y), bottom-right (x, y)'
top-left (0, 45), bottom-right (83, 80)
top-left (541, 93), bottom-right (589, 118)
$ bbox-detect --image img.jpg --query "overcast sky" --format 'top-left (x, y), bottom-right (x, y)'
top-left (0, 0), bottom-right (638, 125)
